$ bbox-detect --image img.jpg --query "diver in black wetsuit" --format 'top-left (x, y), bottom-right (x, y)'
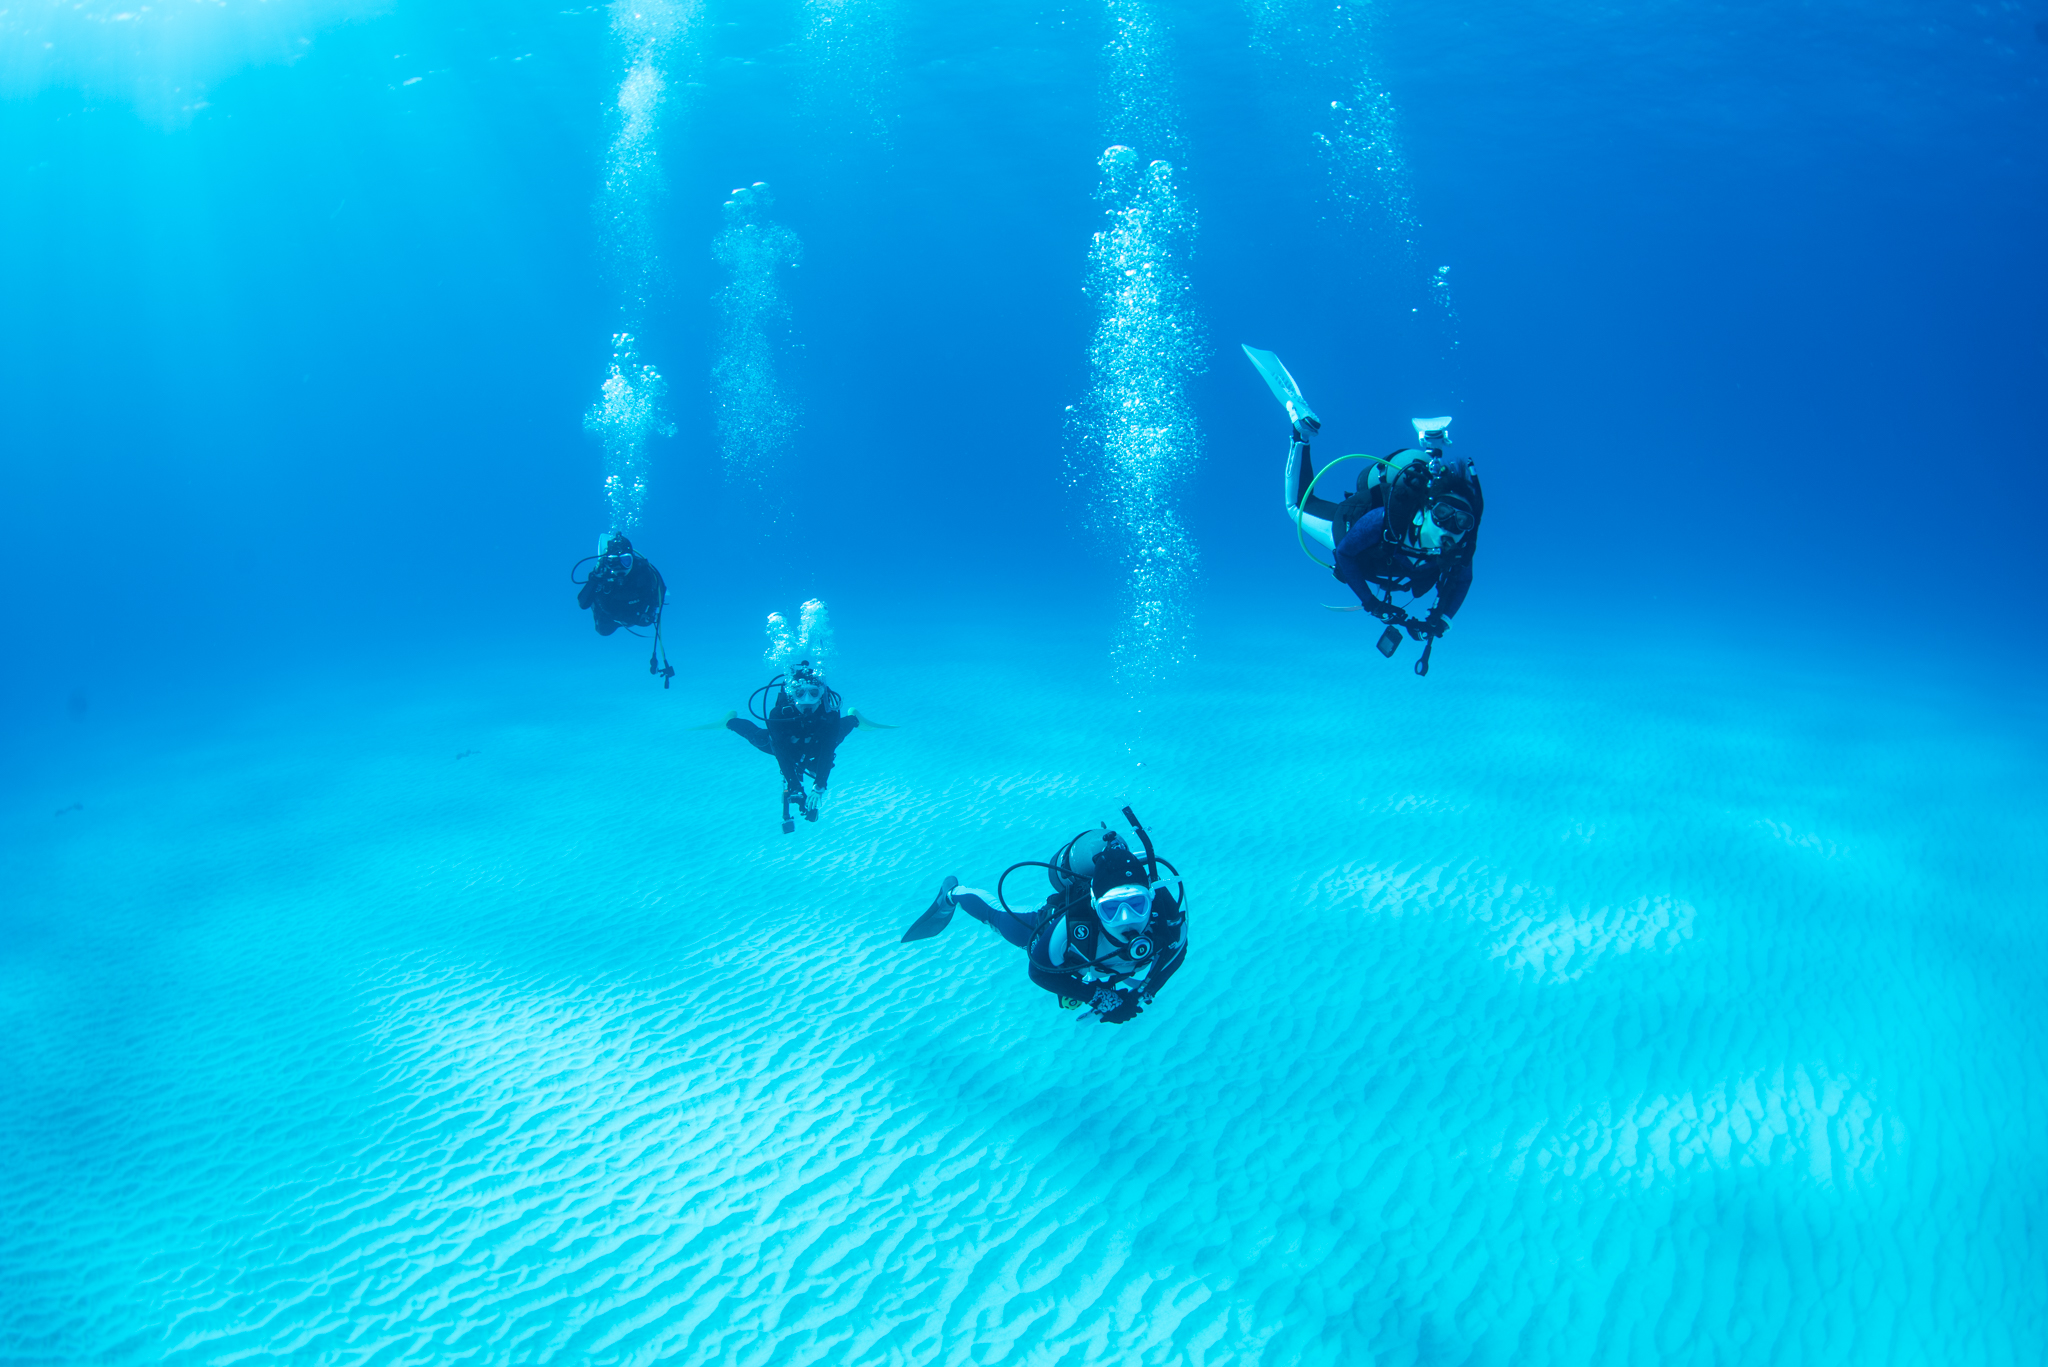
top-left (901, 809), bottom-right (1189, 1026)
top-left (1243, 345), bottom-right (1483, 675)
top-left (571, 531), bottom-right (674, 684)
top-left (724, 661), bottom-right (880, 833)
top-left (1300, 432), bottom-right (1481, 639)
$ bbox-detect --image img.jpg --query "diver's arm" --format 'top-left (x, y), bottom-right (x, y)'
top-left (1136, 894), bottom-right (1188, 1002)
top-left (1333, 512), bottom-right (1406, 622)
top-left (1435, 558), bottom-right (1473, 620)
top-left (1027, 962), bottom-right (1087, 1000)
top-left (804, 716), bottom-right (860, 787)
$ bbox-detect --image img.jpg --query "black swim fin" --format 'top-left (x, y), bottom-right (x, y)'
top-left (901, 876), bottom-right (960, 942)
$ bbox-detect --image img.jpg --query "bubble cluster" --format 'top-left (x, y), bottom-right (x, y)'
top-left (1103, 0), bottom-right (1179, 159)
top-left (583, 333), bottom-right (673, 531)
top-left (799, 0), bottom-right (895, 145)
top-left (1075, 146), bottom-right (1205, 684)
top-left (1251, 0), bottom-right (1461, 368)
top-left (588, 0), bottom-right (698, 524)
top-left (763, 598), bottom-right (833, 673)
top-left (713, 183), bottom-right (804, 491)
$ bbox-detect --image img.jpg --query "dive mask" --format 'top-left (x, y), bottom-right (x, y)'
top-left (1428, 500), bottom-right (1472, 534)
top-left (790, 681), bottom-right (826, 711)
top-left (1093, 884), bottom-right (1154, 939)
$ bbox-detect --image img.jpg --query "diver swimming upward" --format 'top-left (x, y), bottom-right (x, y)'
top-left (901, 809), bottom-right (1189, 1026)
top-left (1243, 345), bottom-right (1484, 676)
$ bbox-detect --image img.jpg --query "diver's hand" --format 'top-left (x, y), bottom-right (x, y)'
top-left (1084, 987), bottom-right (1143, 1025)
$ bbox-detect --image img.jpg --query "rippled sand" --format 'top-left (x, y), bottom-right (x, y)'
top-left (3, 626), bottom-right (2041, 1364)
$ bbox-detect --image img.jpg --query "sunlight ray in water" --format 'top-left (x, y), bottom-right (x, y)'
top-left (0, 0), bottom-right (386, 119)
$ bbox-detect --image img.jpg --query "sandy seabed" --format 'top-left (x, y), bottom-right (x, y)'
top-left (3, 620), bottom-right (2042, 1365)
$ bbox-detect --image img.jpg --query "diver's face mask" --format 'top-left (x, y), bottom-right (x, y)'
top-left (1417, 499), bottom-right (1471, 551)
top-left (1092, 884), bottom-right (1154, 940)
top-left (789, 681), bottom-right (826, 713)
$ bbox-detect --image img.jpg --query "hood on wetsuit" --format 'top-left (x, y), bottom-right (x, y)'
top-left (1004, 808), bottom-right (1184, 923)
top-left (590, 530), bottom-right (639, 581)
top-left (1384, 451), bottom-right (1482, 556)
top-left (1049, 827), bottom-right (1128, 891)
top-left (1420, 455), bottom-right (1482, 554)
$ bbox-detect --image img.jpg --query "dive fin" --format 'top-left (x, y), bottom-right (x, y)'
top-left (686, 710), bottom-right (739, 731)
top-left (1242, 345), bottom-right (1320, 434)
top-left (900, 876), bottom-right (960, 942)
top-left (852, 710), bottom-right (899, 729)
top-left (1321, 603), bottom-right (1366, 613)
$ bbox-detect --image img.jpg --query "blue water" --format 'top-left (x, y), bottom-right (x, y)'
top-left (3, 2), bottom-right (2045, 1363)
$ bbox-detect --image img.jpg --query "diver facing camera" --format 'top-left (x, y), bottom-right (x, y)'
top-left (700, 601), bottom-right (893, 832)
top-left (712, 658), bottom-right (894, 834)
top-left (902, 808), bottom-right (1189, 1026)
top-left (571, 530), bottom-right (674, 685)
top-left (1243, 345), bottom-right (1484, 676)
top-left (705, 599), bottom-right (894, 833)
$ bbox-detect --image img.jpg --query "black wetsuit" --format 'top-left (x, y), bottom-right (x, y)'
top-left (954, 881), bottom-right (1188, 1024)
top-left (1295, 445), bottom-right (1478, 622)
top-left (577, 554), bottom-right (664, 636)
top-left (1335, 508), bottom-right (1474, 618)
top-left (728, 704), bottom-right (860, 791)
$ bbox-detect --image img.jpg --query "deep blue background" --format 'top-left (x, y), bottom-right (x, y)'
top-left (3, 0), bottom-right (2043, 747)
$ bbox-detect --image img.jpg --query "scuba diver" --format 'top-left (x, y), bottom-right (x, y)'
top-left (901, 808), bottom-right (1188, 1026)
top-left (702, 601), bottom-right (892, 833)
top-left (571, 531), bottom-right (674, 686)
top-left (1243, 345), bottom-right (1484, 676)
top-left (717, 661), bottom-right (891, 834)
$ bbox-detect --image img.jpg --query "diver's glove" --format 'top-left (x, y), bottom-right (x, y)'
top-left (1085, 987), bottom-right (1144, 1025)
top-left (1425, 612), bottom-right (1452, 637)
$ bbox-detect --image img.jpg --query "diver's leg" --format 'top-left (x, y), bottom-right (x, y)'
top-left (725, 718), bottom-right (775, 756)
top-left (952, 889), bottom-right (1039, 950)
top-left (1285, 437), bottom-right (1338, 551)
